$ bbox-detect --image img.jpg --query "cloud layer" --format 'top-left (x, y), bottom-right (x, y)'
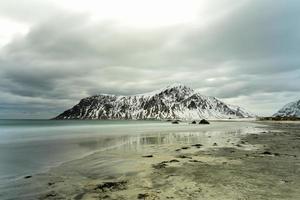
top-left (0, 0), bottom-right (299, 118)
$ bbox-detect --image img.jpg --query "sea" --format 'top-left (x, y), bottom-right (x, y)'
top-left (0, 119), bottom-right (263, 198)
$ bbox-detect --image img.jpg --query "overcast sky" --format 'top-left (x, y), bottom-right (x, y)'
top-left (0, 0), bottom-right (299, 119)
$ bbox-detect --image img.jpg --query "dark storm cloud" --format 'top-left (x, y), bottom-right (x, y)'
top-left (0, 0), bottom-right (299, 118)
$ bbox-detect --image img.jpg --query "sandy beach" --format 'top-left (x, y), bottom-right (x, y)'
top-left (2, 121), bottom-right (300, 200)
top-left (1, 0), bottom-right (299, 199)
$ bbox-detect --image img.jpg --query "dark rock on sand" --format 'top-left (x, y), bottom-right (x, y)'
top-left (199, 119), bottom-right (210, 124)
top-left (95, 181), bottom-right (127, 192)
top-left (177, 155), bottom-right (193, 159)
top-left (24, 175), bottom-right (32, 179)
top-left (191, 144), bottom-right (203, 148)
top-left (189, 160), bottom-right (202, 163)
top-left (152, 159), bottom-right (180, 170)
top-left (181, 146), bottom-right (190, 150)
top-left (138, 193), bottom-right (149, 199)
top-left (191, 121), bottom-right (197, 124)
top-left (213, 143), bottom-right (218, 146)
top-left (172, 121), bottom-right (179, 124)
top-left (142, 155), bottom-right (153, 158)
top-left (48, 182), bottom-right (55, 186)
top-left (262, 151), bottom-right (272, 155)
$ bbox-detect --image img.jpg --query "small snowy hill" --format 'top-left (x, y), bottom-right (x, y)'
top-left (54, 84), bottom-right (255, 120)
top-left (273, 100), bottom-right (300, 117)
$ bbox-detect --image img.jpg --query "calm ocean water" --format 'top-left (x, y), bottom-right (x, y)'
top-left (0, 120), bottom-right (164, 183)
top-left (0, 119), bottom-right (261, 187)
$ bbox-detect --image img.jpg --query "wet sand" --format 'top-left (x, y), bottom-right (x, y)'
top-left (5, 122), bottom-right (300, 200)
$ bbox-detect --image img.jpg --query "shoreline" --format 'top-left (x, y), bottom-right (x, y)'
top-left (2, 121), bottom-right (300, 200)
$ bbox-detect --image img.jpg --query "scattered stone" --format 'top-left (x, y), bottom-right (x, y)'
top-left (213, 143), bottom-right (218, 146)
top-left (138, 193), bottom-right (149, 199)
top-left (177, 155), bottom-right (192, 159)
top-left (191, 144), bottom-right (203, 148)
top-left (199, 119), bottom-right (210, 124)
top-left (169, 159), bottom-right (180, 163)
top-left (236, 144), bottom-right (243, 147)
top-left (181, 146), bottom-right (190, 150)
top-left (95, 181), bottom-right (127, 192)
top-left (189, 160), bottom-right (202, 163)
top-left (191, 121), bottom-right (197, 124)
top-left (142, 155), bottom-right (153, 158)
top-left (48, 182), bottom-right (55, 186)
top-left (175, 149), bottom-right (181, 152)
top-left (172, 120), bottom-right (180, 124)
top-left (262, 151), bottom-right (272, 155)
top-left (24, 175), bottom-right (32, 179)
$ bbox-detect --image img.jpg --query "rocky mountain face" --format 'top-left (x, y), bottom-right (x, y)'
top-left (54, 84), bottom-right (255, 120)
top-left (273, 100), bottom-right (300, 117)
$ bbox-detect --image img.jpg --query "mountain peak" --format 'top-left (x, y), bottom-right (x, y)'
top-left (160, 83), bottom-right (194, 94)
top-left (165, 83), bottom-right (190, 89)
top-left (136, 84), bottom-right (194, 97)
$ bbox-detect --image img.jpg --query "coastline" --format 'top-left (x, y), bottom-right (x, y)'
top-left (2, 121), bottom-right (300, 200)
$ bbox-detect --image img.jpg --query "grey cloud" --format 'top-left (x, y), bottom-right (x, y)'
top-left (181, 0), bottom-right (300, 61)
top-left (0, 0), bottom-right (299, 118)
top-left (0, 0), bottom-right (63, 23)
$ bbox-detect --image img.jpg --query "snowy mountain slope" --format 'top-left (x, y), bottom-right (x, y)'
top-left (273, 100), bottom-right (300, 117)
top-left (54, 84), bottom-right (255, 120)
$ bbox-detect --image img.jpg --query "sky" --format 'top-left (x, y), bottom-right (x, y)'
top-left (0, 0), bottom-right (299, 119)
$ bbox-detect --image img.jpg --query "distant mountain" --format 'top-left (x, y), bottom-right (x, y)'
top-left (54, 84), bottom-right (255, 120)
top-left (273, 100), bottom-right (300, 117)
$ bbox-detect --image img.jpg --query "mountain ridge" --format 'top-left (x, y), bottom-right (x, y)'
top-left (273, 99), bottom-right (300, 117)
top-left (54, 84), bottom-right (255, 120)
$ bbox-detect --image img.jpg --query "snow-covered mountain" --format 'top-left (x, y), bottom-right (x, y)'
top-left (54, 84), bottom-right (255, 120)
top-left (273, 100), bottom-right (300, 117)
